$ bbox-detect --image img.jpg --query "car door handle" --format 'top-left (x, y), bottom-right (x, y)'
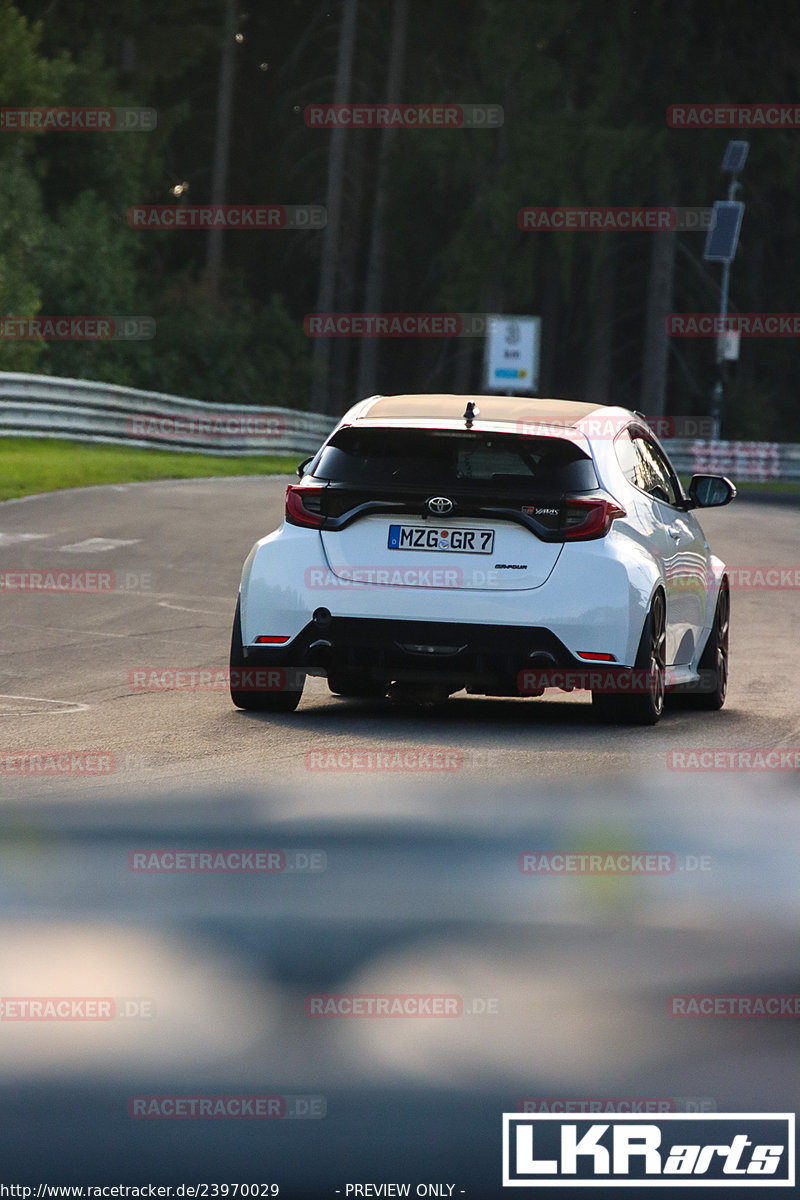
top-left (667, 526), bottom-right (682, 541)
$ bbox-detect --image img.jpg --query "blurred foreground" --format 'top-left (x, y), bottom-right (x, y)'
top-left (0, 774), bottom-right (797, 1196)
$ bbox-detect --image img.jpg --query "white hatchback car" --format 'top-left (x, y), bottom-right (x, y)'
top-left (231, 394), bottom-right (734, 724)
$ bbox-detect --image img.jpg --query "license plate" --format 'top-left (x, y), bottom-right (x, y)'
top-left (387, 524), bottom-right (495, 554)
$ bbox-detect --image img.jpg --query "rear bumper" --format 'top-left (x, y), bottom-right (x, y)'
top-left (242, 615), bottom-right (586, 690)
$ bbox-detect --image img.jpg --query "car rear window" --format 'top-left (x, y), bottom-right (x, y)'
top-left (311, 429), bottom-right (599, 492)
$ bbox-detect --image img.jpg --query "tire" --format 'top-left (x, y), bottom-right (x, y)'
top-left (327, 672), bottom-right (387, 698)
top-left (592, 591), bottom-right (666, 726)
top-left (229, 599), bottom-right (305, 712)
top-left (670, 581), bottom-right (729, 711)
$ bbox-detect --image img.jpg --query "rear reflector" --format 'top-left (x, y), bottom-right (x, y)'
top-left (577, 651), bottom-right (617, 662)
top-left (255, 636), bottom-right (291, 644)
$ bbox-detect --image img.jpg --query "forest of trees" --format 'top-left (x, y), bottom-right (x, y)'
top-left (3, 0), bottom-right (800, 437)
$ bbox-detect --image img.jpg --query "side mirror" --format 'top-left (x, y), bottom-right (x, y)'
top-left (297, 456), bottom-right (314, 478)
top-left (685, 474), bottom-right (736, 509)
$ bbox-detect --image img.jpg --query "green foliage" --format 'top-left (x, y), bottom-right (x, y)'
top-left (136, 280), bottom-right (311, 408)
top-left (2, 0), bottom-right (800, 436)
top-left (0, 0), bottom-right (67, 371)
top-left (0, 155), bottom-right (48, 372)
top-left (34, 189), bottom-right (150, 384)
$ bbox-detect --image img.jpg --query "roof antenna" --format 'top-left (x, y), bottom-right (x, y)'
top-left (463, 400), bottom-right (480, 428)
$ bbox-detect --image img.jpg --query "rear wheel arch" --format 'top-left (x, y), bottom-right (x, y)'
top-left (229, 597), bottom-right (305, 713)
top-left (668, 575), bottom-right (729, 711)
top-left (592, 587), bottom-right (667, 726)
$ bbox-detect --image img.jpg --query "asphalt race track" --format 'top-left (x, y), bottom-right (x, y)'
top-left (0, 478), bottom-right (798, 1194)
top-left (0, 477), bottom-right (798, 803)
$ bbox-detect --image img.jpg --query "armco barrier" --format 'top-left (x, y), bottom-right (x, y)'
top-left (0, 375), bottom-right (797, 479)
top-left (661, 438), bottom-right (798, 482)
top-left (0, 372), bottom-right (334, 457)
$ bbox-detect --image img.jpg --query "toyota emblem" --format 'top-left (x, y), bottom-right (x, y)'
top-left (427, 496), bottom-right (454, 516)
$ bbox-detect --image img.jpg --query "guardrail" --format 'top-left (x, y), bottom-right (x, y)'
top-left (0, 374), bottom-right (798, 480)
top-left (661, 438), bottom-right (799, 482)
top-left (0, 372), bottom-right (335, 457)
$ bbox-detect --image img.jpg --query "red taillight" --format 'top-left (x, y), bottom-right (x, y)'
top-left (562, 498), bottom-right (626, 540)
top-left (285, 483), bottom-right (324, 528)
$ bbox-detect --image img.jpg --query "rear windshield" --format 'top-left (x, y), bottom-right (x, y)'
top-left (311, 428), bottom-right (598, 492)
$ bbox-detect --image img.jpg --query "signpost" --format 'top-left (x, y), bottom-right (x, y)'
top-left (703, 140), bottom-right (748, 438)
top-left (703, 200), bottom-right (744, 263)
top-left (483, 315), bottom-right (541, 394)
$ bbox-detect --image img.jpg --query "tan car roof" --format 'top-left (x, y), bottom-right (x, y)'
top-left (355, 394), bottom-right (605, 426)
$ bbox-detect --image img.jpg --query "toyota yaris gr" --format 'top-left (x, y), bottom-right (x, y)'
top-left (231, 394), bottom-right (734, 724)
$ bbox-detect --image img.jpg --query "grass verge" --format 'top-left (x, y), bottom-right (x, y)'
top-left (731, 480), bottom-right (800, 496)
top-left (0, 437), bottom-right (302, 502)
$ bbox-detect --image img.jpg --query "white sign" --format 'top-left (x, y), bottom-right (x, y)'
top-left (717, 329), bottom-right (740, 361)
top-left (484, 314), bottom-right (541, 393)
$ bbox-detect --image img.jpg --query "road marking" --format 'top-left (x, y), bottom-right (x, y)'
top-left (7, 623), bottom-right (130, 638)
top-left (0, 533), bottom-right (49, 546)
top-left (0, 694), bottom-right (89, 717)
top-left (158, 601), bottom-right (228, 615)
top-left (58, 537), bottom-right (140, 553)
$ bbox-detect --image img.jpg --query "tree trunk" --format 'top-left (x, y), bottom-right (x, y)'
top-left (205, 0), bottom-right (237, 304)
top-left (583, 234), bottom-right (615, 406)
top-left (538, 247), bottom-right (561, 397)
top-left (330, 132), bottom-right (367, 411)
top-left (310, 0), bottom-right (359, 415)
top-left (355, 0), bottom-right (408, 402)
top-left (640, 225), bottom-right (677, 417)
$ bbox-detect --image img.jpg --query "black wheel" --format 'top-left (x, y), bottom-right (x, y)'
top-left (669, 581), bottom-right (729, 711)
top-left (327, 672), bottom-right (387, 698)
top-left (229, 599), bottom-right (305, 712)
top-left (592, 591), bottom-right (666, 726)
